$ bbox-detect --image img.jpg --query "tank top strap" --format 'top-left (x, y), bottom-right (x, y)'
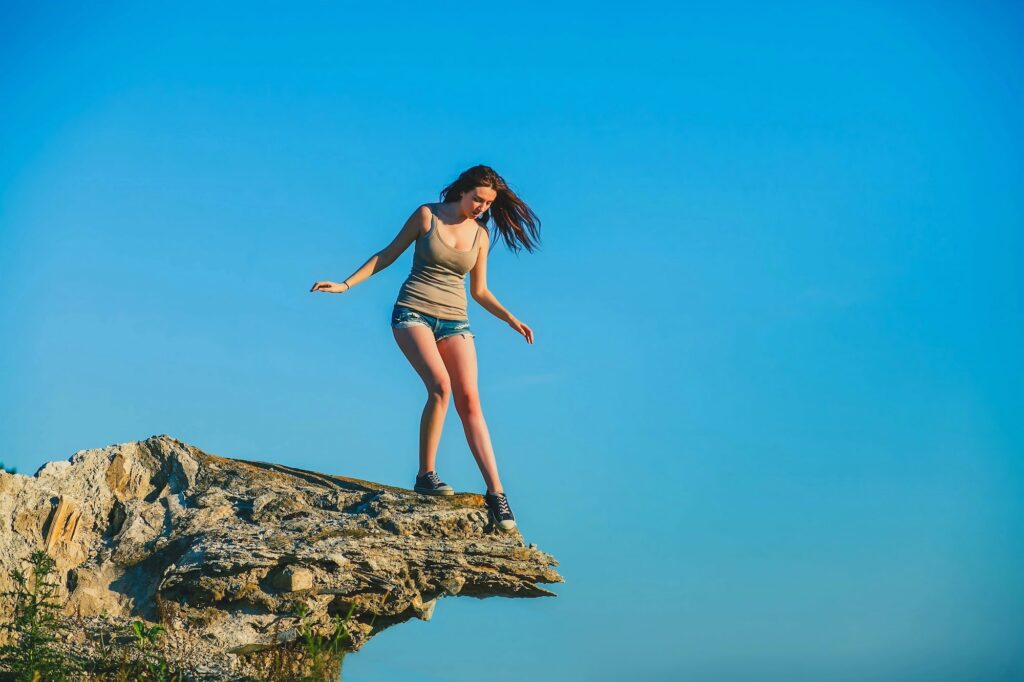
top-left (421, 205), bottom-right (435, 243)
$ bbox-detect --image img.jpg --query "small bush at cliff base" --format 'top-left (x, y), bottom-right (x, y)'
top-left (0, 549), bottom-right (81, 682)
top-left (260, 600), bottom-right (371, 681)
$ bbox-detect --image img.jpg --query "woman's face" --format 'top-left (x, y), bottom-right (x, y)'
top-left (460, 186), bottom-right (497, 220)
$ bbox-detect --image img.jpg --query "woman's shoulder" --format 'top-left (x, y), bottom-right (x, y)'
top-left (413, 203), bottom-right (435, 234)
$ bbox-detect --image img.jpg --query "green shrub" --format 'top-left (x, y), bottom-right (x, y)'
top-left (260, 600), bottom-right (370, 681)
top-left (0, 549), bottom-right (80, 682)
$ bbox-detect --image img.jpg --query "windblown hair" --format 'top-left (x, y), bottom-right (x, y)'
top-left (439, 165), bottom-right (541, 255)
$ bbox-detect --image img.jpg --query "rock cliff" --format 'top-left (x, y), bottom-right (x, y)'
top-left (0, 435), bottom-right (562, 678)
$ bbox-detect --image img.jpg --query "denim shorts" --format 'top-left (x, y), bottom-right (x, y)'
top-left (390, 304), bottom-right (475, 342)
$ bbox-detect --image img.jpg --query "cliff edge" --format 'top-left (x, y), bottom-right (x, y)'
top-left (0, 435), bottom-right (562, 678)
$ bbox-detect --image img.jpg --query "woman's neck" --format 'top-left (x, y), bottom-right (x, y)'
top-left (440, 202), bottom-right (472, 224)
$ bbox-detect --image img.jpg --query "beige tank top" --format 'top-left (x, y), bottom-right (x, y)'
top-left (394, 205), bottom-right (483, 319)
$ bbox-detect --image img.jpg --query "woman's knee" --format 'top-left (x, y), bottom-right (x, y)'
top-left (453, 389), bottom-right (482, 415)
top-left (426, 375), bottom-right (452, 401)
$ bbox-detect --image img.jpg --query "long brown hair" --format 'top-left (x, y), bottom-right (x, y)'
top-left (439, 165), bottom-right (541, 255)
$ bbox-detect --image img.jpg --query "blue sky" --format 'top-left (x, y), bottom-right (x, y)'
top-left (1, 2), bottom-right (1022, 680)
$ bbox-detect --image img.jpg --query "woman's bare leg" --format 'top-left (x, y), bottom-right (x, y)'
top-left (436, 334), bottom-right (504, 494)
top-left (392, 325), bottom-right (452, 476)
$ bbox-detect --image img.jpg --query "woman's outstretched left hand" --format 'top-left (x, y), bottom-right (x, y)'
top-left (508, 317), bottom-right (534, 344)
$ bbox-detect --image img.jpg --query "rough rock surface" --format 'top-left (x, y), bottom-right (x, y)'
top-left (0, 435), bottom-right (562, 678)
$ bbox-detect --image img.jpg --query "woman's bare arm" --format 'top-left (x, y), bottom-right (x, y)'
top-left (311, 205), bottom-right (428, 293)
top-left (470, 229), bottom-right (534, 343)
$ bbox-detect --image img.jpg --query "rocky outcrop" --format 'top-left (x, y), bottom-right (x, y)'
top-left (0, 435), bottom-right (562, 678)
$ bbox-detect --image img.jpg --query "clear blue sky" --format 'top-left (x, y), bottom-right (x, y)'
top-left (2, 2), bottom-right (1021, 680)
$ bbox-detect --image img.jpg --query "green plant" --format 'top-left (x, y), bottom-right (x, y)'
top-left (67, 605), bottom-right (188, 681)
top-left (129, 619), bottom-right (176, 681)
top-left (0, 550), bottom-right (80, 682)
top-left (259, 600), bottom-right (368, 681)
top-left (296, 601), bottom-right (357, 680)
top-left (0, 462), bottom-right (16, 475)
top-left (131, 619), bottom-right (165, 648)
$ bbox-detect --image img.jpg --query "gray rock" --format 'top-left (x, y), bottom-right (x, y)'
top-left (0, 435), bottom-right (562, 679)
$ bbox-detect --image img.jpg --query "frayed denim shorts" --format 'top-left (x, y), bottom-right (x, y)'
top-left (391, 304), bottom-right (475, 343)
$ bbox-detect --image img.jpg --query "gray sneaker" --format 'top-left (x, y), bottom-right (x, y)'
top-left (414, 470), bottom-right (455, 496)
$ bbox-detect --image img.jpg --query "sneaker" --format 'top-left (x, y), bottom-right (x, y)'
top-left (414, 470), bottom-right (455, 496)
top-left (483, 491), bottom-right (517, 531)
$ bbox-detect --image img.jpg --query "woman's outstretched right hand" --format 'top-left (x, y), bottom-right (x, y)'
top-left (309, 281), bottom-right (349, 293)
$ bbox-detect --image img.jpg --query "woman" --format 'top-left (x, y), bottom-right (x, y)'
top-left (310, 165), bottom-right (541, 532)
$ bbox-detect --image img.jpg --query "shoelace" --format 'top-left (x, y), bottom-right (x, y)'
top-left (490, 493), bottom-right (512, 517)
top-left (422, 471), bottom-right (443, 487)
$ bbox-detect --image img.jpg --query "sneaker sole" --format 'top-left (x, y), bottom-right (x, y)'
top-left (414, 486), bottom-right (455, 496)
top-left (486, 509), bottom-right (517, 532)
